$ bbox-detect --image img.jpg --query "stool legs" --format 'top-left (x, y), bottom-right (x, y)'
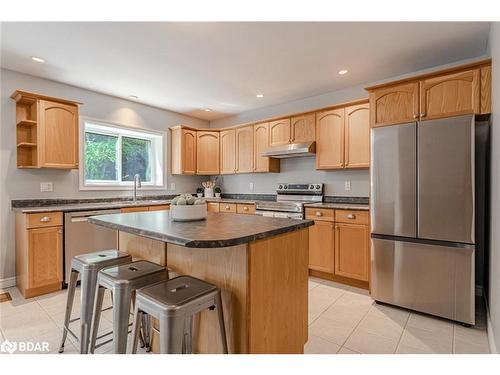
top-left (113, 287), bottom-right (132, 354)
top-left (159, 316), bottom-right (185, 354)
top-left (80, 269), bottom-right (98, 354)
top-left (130, 305), bottom-right (143, 354)
top-left (89, 286), bottom-right (106, 353)
top-left (215, 291), bottom-right (229, 354)
top-left (58, 269), bottom-right (79, 353)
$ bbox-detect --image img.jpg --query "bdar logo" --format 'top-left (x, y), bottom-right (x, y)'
top-left (0, 339), bottom-right (17, 354)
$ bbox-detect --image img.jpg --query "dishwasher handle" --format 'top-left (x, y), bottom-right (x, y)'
top-left (68, 209), bottom-right (121, 222)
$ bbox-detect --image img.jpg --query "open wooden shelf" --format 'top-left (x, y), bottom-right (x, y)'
top-left (17, 142), bottom-right (37, 148)
top-left (17, 119), bottom-right (37, 127)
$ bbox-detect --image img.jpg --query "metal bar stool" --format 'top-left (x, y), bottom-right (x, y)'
top-left (130, 276), bottom-right (228, 354)
top-left (90, 260), bottom-right (169, 354)
top-left (59, 249), bottom-right (132, 354)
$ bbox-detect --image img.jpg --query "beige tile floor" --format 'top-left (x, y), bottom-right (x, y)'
top-left (0, 278), bottom-right (491, 354)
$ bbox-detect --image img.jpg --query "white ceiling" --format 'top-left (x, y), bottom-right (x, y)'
top-left (0, 22), bottom-right (490, 120)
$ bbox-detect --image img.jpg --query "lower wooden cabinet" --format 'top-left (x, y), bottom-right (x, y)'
top-left (308, 208), bottom-right (370, 288)
top-left (16, 212), bottom-right (63, 298)
top-left (308, 221), bottom-right (334, 273)
top-left (207, 202), bottom-right (220, 212)
top-left (334, 223), bottom-right (370, 282)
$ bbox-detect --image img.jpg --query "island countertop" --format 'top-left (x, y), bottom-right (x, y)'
top-left (88, 210), bottom-right (313, 248)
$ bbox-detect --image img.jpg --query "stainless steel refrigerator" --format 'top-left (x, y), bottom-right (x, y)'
top-left (370, 114), bottom-right (490, 325)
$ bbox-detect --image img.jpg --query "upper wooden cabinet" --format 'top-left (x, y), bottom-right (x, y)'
top-left (367, 60), bottom-right (491, 127)
top-left (253, 123), bottom-right (280, 173)
top-left (171, 127), bottom-right (196, 175)
top-left (291, 114), bottom-right (315, 143)
top-left (196, 131), bottom-right (220, 175)
top-left (235, 126), bottom-right (254, 173)
top-left (220, 129), bottom-right (236, 174)
top-left (11, 90), bottom-right (81, 169)
top-left (369, 82), bottom-right (419, 127)
top-left (316, 108), bottom-right (345, 170)
top-left (420, 69), bottom-right (480, 121)
top-left (269, 118), bottom-right (291, 146)
top-left (345, 103), bottom-right (370, 168)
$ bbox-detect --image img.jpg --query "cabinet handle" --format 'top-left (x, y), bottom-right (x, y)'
top-left (420, 112), bottom-right (426, 118)
top-left (315, 211), bottom-right (323, 217)
top-left (40, 216), bottom-right (51, 222)
top-left (225, 205), bottom-right (230, 210)
top-left (413, 114), bottom-right (418, 119)
top-left (243, 206), bottom-right (249, 211)
top-left (347, 213), bottom-right (356, 219)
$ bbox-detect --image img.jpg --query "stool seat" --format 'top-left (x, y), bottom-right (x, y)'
top-left (72, 250), bottom-right (130, 270)
top-left (140, 275), bottom-right (218, 309)
top-left (99, 260), bottom-right (167, 286)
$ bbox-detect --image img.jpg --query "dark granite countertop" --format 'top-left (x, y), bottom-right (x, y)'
top-left (304, 202), bottom-right (370, 211)
top-left (88, 211), bottom-right (313, 248)
top-left (12, 199), bottom-right (173, 213)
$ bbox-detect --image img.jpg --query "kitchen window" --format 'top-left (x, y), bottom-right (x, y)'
top-left (80, 119), bottom-right (165, 190)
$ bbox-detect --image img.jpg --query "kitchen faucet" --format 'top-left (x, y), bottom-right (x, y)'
top-left (133, 174), bottom-right (141, 202)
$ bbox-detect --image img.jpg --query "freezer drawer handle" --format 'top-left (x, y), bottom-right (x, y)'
top-left (40, 216), bottom-right (51, 222)
top-left (315, 211), bottom-right (323, 217)
top-left (347, 213), bottom-right (356, 219)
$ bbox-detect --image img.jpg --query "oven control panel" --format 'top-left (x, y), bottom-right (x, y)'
top-left (276, 183), bottom-right (323, 193)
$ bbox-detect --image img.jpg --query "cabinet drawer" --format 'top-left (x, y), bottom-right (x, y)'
top-left (305, 208), bottom-right (334, 221)
top-left (220, 203), bottom-right (237, 213)
top-left (237, 203), bottom-right (255, 215)
top-left (27, 212), bottom-right (63, 229)
top-left (207, 202), bottom-right (220, 213)
top-left (334, 210), bottom-right (369, 225)
top-left (121, 206), bottom-right (149, 213)
top-left (149, 205), bottom-right (170, 211)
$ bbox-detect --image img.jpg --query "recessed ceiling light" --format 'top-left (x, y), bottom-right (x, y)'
top-left (128, 95), bottom-right (138, 100)
top-left (31, 56), bottom-right (45, 63)
top-left (338, 69), bottom-right (348, 75)
top-left (204, 108), bottom-right (212, 112)
top-left (256, 94), bottom-right (264, 98)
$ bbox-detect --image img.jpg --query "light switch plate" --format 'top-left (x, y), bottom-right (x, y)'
top-left (170, 183), bottom-right (176, 191)
top-left (40, 182), bottom-right (53, 192)
top-left (344, 181), bottom-right (351, 191)
top-left (249, 182), bottom-right (254, 191)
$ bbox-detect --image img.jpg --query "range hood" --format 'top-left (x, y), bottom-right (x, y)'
top-left (261, 141), bottom-right (316, 159)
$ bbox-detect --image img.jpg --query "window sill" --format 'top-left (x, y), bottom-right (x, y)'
top-left (79, 185), bottom-right (167, 191)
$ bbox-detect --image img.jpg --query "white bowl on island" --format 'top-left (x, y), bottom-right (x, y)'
top-left (170, 194), bottom-right (207, 221)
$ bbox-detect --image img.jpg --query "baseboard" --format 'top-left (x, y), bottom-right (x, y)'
top-left (0, 277), bottom-right (16, 289)
top-left (484, 295), bottom-right (498, 354)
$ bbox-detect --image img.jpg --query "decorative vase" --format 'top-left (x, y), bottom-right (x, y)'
top-left (215, 193), bottom-right (221, 198)
top-left (197, 193), bottom-right (203, 198)
top-left (204, 188), bottom-right (214, 198)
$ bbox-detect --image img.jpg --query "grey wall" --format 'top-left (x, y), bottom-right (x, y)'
top-left (0, 69), bottom-right (209, 283)
top-left (209, 56), bottom-right (489, 197)
top-left (487, 22), bottom-right (500, 353)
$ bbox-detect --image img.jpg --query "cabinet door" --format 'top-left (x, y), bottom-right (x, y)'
top-left (196, 131), bottom-right (220, 175)
top-left (370, 82), bottom-right (419, 127)
top-left (28, 226), bottom-right (63, 288)
top-left (182, 129), bottom-right (197, 174)
top-left (345, 103), bottom-right (370, 168)
top-left (253, 123), bottom-right (280, 173)
top-left (291, 113), bottom-right (315, 143)
top-left (220, 129), bottom-right (236, 174)
top-left (420, 69), bottom-right (480, 121)
top-left (269, 119), bottom-right (291, 146)
top-left (207, 202), bottom-right (220, 212)
top-left (334, 223), bottom-right (369, 282)
top-left (38, 100), bottom-right (78, 168)
top-left (309, 221), bottom-right (335, 273)
top-left (316, 108), bottom-right (344, 169)
top-left (235, 126), bottom-right (253, 173)
top-left (480, 65), bottom-right (491, 114)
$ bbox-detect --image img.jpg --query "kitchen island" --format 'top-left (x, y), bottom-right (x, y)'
top-left (89, 210), bottom-right (313, 354)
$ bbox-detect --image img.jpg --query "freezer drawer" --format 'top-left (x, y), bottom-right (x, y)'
top-left (371, 237), bottom-right (475, 324)
top-left (370, 122), bottom-right (417, 237)
top-left (418, 115), bottom-right (475, 243)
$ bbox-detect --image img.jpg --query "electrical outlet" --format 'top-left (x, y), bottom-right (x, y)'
top-left (344, 181), bottom-right (351, 191)
top-left (170, 183), bottom-right (176, 191)
top-left (40, 182), bottom-right (53, 192)
top-left (249, 182), bottom-right (254, 191)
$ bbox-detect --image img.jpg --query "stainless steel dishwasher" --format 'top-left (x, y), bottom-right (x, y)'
top-left (64, 209), bottom-right (120, 283)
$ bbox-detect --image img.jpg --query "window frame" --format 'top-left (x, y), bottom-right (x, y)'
top-left (79, 117), bottom-right (166, 191)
